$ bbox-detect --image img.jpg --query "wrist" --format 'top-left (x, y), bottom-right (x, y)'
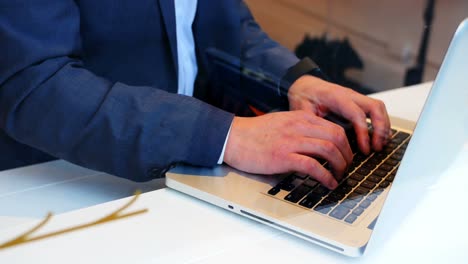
top-left (217, 120), bottom-right (234, 164)
top-left (223, 116), bottom-right (247, 165)
top-left (279, 57), bottom-right (326, 97)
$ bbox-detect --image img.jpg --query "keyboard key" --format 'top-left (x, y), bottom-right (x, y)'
top-left (391, 153), bottom-right (404, 161)
top-left (278, 174), bottom-right (295, 191)
top-left (345, 214), bottom-right (358, 224)
top-left (328, 192), bottom-right (346, 202)
top-left (401, 142), bottom-right (409, 149)
top-left (279, 174), bottom-right (294, 182)
top-left (367, 175), bottom-right (382, 183)
top-left (372, 188), bottom-right (384, 196)
top-left (299, 192), bottom-right (322, 208)
top-left (362, 161), bottom-right (377, 170)
top-left (352, 207), bottom-right (364, 216)
top-left (314, 204), bottom-right (333, 214)
top-left (354, 153), bottom-right (369, 163)
top-left (267, 186), bottom-right (280, 195)
top-left (284, 185), bottom-right (312, 203)
top-left (281, 183), bottom-right (295, 191)
top-left (345, 178), bottom-right (359, 187)
top-left (299, 198), bottom-right (318, 209)
top-left (349, 160), bottom-right (362, 171)
top-left (355, 186), bottom-right (371, 195)
top-left (367, 156), bottom-right (384, 164)
top-left (298, 199), bottom-right (312, 209)
top-left (378, 164), bottom-right (393, 172)
top-left (373, 169), bottom-right (387, 177)
top-left (373, 152), bottom-right (387, 160)
top-left (356, 167), bottom-right (371, 176)
top-left (342, 199), bottom-right (358, 209)
top-left (395, 148), bottom-right (406, 155)
top-left (313, 185), bottom-right (330, 196)
top-left (303, 178), bottom-right (318, 188)
top-left (348, 191), bottom-right (364, 201)
top-left (346, 190), bottom-right (358, 198)
top-left (379, 181), bottom-right (390, 189)
top-left (382, 147), bottom-right (394, 154)
top-left (335, 184), bottom-right (353, 194)
top-left (359, 200), bottom-right (372, 209)
top-left (367, 193), bottom-right (378, 201)
top-left (394, 132), bottom-right (410, 142)
top-left (386, 174), bottom-right (396, 182)
top-left (350, 172), bottom-right (365, 181)
top-left (314, 199), bottom-right (336, 214)
top-left (322, 197), bottom-right (339, 206)
top-left (361, 180), bottom-right (376, 189)
top-left (330, 206), bottom-right (351, 220)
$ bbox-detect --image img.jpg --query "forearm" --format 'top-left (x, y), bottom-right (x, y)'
top-left (0, 58), bottom-right (234, 180)
top-left (0, 0), bottom-right (234, 180)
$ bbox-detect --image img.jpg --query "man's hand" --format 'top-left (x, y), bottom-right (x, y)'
top-left (224, 111), bottom-right (353, 189)
top-left (288, 75), bottom-right (391, 155)
top-left (223, 75), bottom-right (391, 189)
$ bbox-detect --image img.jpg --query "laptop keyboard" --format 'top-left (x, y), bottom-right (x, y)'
top-left (267, 129), bottom-right (411, 224)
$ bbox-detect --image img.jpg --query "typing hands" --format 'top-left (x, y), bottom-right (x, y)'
top-left (224, 75), bottom-right (391, 189)
top-left (288, 75), bottom-right (391, 154)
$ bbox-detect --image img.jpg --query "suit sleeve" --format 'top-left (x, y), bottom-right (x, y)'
top-left (0, 0), bottom-right (234, 181)
top-left (239, 1), bottom-right (317, 95)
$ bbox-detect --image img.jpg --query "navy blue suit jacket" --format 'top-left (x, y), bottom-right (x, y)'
top-left (0, 0), bottom-right (299, 181)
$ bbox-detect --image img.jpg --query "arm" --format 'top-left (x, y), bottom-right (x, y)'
top-left (0, 0), bottom-right (233, 181)
top-left (223, 1), bottom-right (391, 189)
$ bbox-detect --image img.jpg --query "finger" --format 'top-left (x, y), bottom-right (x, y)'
top-left (295, 110), bottom-right (327, 124)
top-left (278, 115), bottom-right (353, 166)
top-left (328, 97), bottom-right (371, 155)
top-left (289, 98), bottom-right (317, 113)
top-left (300, 124), bottom-right (353, 165)
top-left (293, 138), bottom-right (348, 181)
top-left (371, 102), bottom-right (391, 151)
top-left (353, 98), bottom-right (391, 151)
top-left (287, 154), bottom-right (338, 189)
top-left (286, 116), bottom-right (353, 164)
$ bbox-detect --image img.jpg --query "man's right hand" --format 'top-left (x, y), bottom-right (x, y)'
top-left (223, 111), bottom-right (354, 189)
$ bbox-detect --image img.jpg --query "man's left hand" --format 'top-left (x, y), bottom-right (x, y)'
top-left (288, 75), bottom-right (392, 155)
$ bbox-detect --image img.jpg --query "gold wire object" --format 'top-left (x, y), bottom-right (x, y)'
top-left (0, 190), bottom-right (148, 250)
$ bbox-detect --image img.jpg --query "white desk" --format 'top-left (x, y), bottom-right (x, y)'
top-left (0, 158), bottom-right (165, 231)
top-left (1, 82), bottom-right (467, 263)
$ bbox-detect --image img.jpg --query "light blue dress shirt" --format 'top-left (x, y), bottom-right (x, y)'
top-left (174, 0), bottom-right (230, 164)
top-left (174, 0), bottom-right (198, 97)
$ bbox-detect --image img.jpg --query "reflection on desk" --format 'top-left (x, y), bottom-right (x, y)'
top-left (0, 160), bottom-right (164, 222)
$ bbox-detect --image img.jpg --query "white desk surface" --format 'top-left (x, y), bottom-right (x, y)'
top-left (1, 82), bottom-right (467, 263)
top-left (0, 160), bottom-right (165, 230)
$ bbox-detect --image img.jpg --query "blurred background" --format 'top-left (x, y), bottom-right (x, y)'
top-left (245, 0), bottom-right (468, 94)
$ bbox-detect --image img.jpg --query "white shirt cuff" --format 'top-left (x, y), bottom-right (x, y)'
top-left (217, 121), bottom-right (233, 164)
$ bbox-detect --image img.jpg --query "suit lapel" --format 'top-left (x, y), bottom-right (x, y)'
top-left (158, 0), bottom-right (178, 76)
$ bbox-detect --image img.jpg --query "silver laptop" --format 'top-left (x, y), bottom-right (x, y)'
top-left (166, 18), bottom-right (468, 257)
